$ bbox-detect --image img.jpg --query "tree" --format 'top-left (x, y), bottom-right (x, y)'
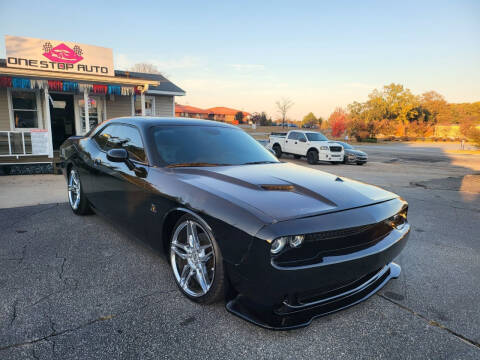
top-left (302, 112), bottom-right (317, 128)
top-left (235, 111), bottom-right (244, 124)
top-left (259, 112), bottom-right (269, 126)
top-left (317, 116), bottom-right (324, 128)
top-left (346, 84), bottom-right (420, 137)
top-left (328, 108), bottom-right (349, 137)
top-left (250, 112), bottom-right (261, 124)
top-left (129, 63), bottom-right (162, 74)
top-left (420, 91), bottom-right (448, 124)
top-left (276, 98), bottom-right (294, 128)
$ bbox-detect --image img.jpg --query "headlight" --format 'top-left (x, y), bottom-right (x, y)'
top-left (271, 237), bottom-right (287, 254)
top-left (289, 235), bottom-right (304, 248)
top-left (386, 211), bottom-right (407, 230)
top-left (320, 146), bottom-right (328, 150)
top-left (270, 235), bottom-right (305, 254)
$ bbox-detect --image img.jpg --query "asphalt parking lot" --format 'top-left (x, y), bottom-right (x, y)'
top-left (1, 143), bottom-right (479, 359)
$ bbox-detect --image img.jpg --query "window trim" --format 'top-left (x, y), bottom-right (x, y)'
top-left (93, 122), bottom-right (149, 166)
top-left (8, 88), bottom-right (44, 131)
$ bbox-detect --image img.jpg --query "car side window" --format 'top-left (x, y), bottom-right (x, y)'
top-left (112, 125), bottom-right (146, 163)
top-left (93, 125), bottom-right (115, 151)
top-left (297, 133), bottom-right (307, 142)
top-left (94, 124), bottom-right (146, 163)
top-left (288, 132), bottom-right (298, 140)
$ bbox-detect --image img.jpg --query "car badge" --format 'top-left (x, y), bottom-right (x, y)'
top-left (150, 203), bottom-right (157, 214)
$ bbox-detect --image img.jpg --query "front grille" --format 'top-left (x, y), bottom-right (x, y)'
top-left (329, 146), bottom-right (342, 152)
top-left (273, 222), bottom-right (393, 267)
top-left (306, 224), bottom-right (374, 241)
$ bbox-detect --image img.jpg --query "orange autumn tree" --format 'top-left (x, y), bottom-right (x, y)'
top-left (328, 107), bottom-right (349, 137)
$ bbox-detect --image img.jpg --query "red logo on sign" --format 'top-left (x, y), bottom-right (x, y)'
top-left (42, 42), bottom-right (83, 64)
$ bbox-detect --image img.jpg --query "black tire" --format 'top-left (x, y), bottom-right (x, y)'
top-left (307, 149), bottom-right (318, 164)
top-left (169, 214), bottom-right (225, 304)
top-left (273, 144), bottom-right (282, 159)
top-left (343, 156), bottom-right (348, 164)
top-left (330, 161), bottom-right (339, 165)
top-left (67, 168), bottom-right (91, 215)
top-left (293, 155), bottom-right (301, 159)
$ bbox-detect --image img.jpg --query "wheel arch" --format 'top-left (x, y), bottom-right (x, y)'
top-left (66, 162), bottom-right (73, 175)
top-left (307, 147), bottom-right (319, 154)
top-left (161, 207), bottom-right (214, 256)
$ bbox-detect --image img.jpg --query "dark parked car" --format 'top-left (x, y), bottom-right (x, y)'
top-left (336, 141), bottom-right (368, 165)
top-left (60, 117), bottom-right (409, 329)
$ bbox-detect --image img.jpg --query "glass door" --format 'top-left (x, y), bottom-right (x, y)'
top-left (77, 96), bottom-right (104, 134)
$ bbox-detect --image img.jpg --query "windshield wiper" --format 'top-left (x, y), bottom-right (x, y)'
top-left (242, 161), bottom-right (278, 165)
top-left (166, 162), bottom-right (230, 168)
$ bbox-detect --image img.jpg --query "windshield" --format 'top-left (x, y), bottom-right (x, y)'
top-left (305, 132), bottom-right (328, 141)
top-left (152, 125), bottom-right (279, 167)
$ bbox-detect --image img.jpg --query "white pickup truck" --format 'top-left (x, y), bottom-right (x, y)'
top-left (268, 130), bottom-right (344, 164)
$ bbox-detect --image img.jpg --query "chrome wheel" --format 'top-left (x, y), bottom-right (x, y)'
top-left (170, 220), bottom-right (215, 297)
top-left (68, 169), bottom-right (81, 210)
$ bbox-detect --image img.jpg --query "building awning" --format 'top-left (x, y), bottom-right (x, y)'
top-left (0, 67), bottom-right (160, 87)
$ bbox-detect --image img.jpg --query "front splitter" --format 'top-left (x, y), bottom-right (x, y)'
top-left (226, 262), bottom-right (401, 330)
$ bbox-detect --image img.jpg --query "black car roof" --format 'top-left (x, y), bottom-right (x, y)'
top-left (105, 117), bottom-right (238, 130)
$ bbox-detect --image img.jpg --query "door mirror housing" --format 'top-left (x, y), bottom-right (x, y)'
top-left (107, 148), bottom-right (135, 171)
top-left (299, 138), bottom-right (307, 143)
top-left (107, 148), bottom-right (129, 163)
top-left (106, 148), bottom-right (147, 177)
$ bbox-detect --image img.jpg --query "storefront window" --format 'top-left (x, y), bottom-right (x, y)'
top-left (11, 91), bottom-right (39, 128)
top-left (134, 96), bottom-right (154, 116)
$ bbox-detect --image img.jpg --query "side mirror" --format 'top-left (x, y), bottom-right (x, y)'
top-left (107, 148), bottom-right (129, 163)
top-left (299, 138), bottom-right (307, 143)
top-left (107, 148), bottom-right (147, 177)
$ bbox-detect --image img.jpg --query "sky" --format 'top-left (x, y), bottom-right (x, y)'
top-left (0, 0), bottom-right (479, 120)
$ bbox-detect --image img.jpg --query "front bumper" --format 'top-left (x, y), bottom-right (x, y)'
top-left (227, 262), bottom-right (401, 330)
top-left (225, 199), bottom-right (409, 329)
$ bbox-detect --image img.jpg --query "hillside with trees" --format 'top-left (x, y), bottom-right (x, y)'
top-left (325, 83), bottom-right (480, 144)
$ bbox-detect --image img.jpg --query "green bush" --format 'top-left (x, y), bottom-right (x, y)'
top-left (359, 137), bottom-right (378, 143)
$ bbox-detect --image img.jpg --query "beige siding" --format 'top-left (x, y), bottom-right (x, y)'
top-left (0, 88), bottom-right (11, 131)
top-left (154, 95), bottom-right (174, 117)
top-left (106, 95), bottom-right (132, 119)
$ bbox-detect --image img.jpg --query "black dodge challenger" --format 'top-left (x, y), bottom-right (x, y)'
top-left (60, 117), bottom-right (409, 329)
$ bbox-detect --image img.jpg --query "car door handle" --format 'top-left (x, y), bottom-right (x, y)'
top-left (94, 158), bottom-right (101, 166)
top-left (295, 141), bottom-right (298, 144)
top-left (286, 140), bottom-right (288, 143)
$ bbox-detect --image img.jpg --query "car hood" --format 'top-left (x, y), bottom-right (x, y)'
top-left (309, 140), bottom-right (339, 145)
top-left (346, 149), bottom-right (367, 156)
top-left (172, 162), bottom-right (397, 222)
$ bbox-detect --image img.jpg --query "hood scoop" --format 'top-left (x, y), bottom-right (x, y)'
top-left (261, 184), bottom-right (295, 191)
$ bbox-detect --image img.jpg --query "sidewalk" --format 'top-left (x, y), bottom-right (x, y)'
top-left (0, 174), bottom-right (67, 209)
